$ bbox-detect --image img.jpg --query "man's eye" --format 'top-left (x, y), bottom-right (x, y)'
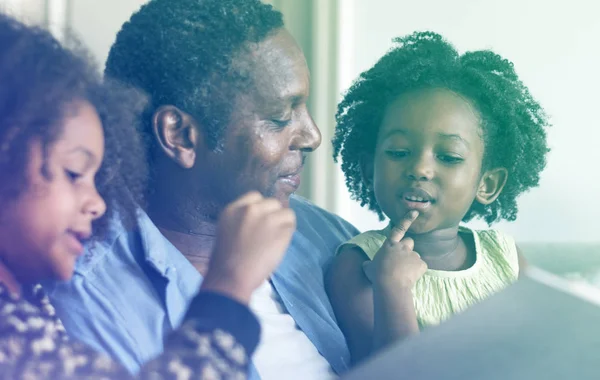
top-left (271, 119), bottom-right (292, 128)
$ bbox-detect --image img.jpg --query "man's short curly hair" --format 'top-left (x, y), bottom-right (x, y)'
top-left (104, 0), bottom-right (284, 163)
top-left (0, 13), bottom-right (148, 240)
top-left (332, 31), bottom-right (550, 225)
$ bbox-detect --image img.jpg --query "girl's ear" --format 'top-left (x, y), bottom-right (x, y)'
top-left (475, 167), bottom-right (508, 205)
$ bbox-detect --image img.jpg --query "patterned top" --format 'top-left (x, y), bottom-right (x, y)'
top-left (339, 225), bottom-right (520, 327)
top-left (0, 282), bottom-right (259, 379)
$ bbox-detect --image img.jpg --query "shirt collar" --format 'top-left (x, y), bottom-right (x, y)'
top-left (136, 209), bottom-right (176, 277)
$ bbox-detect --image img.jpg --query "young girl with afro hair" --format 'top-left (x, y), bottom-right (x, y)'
top-left (327, 31), bottom-right (550, 364)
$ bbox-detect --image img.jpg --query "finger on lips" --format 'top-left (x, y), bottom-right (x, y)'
top-left (389, 210), bottom-right (419, 242)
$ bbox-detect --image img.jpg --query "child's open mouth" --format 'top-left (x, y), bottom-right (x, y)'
top-left (404, 195), bottom-right (430, 203)
top-left (400, 189), bottom-right (434, 211)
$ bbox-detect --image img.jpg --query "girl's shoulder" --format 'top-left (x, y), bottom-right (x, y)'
top-left (336, 228), bottom-right (389, 260)
top-left (460, 226), bottom-right (520, 279)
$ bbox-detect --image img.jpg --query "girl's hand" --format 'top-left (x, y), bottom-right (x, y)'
top-left (201, 192), bottom-right (296, 304)
top-left (363, 211), bottom-right (427, 290)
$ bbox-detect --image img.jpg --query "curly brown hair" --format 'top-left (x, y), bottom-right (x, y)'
top-left (0, 13), bottom-right (148, 240)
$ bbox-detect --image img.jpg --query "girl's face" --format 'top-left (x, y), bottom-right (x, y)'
top-left (371, 88), bottom-right (492, 234)
top-left (0, 101), bottom-right (106, 284)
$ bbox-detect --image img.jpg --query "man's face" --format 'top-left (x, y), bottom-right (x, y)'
top-left (202, 29), bottom-right (321, 208)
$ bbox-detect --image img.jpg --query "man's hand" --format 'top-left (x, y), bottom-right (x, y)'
top-left (201, 192), bottom-right (296, 304)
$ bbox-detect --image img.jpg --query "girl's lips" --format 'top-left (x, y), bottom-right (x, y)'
top-left (400, 188), bottom-right (434, 202)
top-left (401, 198), bottom-right (432, 211)
top-left (66, 229), bottom-right (91, 255)
top-left (66, 232), bottom-right (84, 255)
top-left (398, 188), bottom-right (435, 211)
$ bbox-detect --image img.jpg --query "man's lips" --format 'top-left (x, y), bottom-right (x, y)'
top-left (277, 156), bottom-right (306, 191)
top-left (278, 172), bottom-right (301, 190)
top-left (279, 159), bottom-right (304, 189)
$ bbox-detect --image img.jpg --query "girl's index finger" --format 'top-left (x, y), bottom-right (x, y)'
top-left (389, 210), bottom-right (419, 242)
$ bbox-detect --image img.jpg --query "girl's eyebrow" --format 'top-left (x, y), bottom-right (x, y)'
top-left (437, 133), bottom-right (470, 147)
top-left (382, 129), bottom-right (408, 139)
top-left (382, 130), bottom-right (471, 149)
top-left (66, 146), bottom-right (96, 169)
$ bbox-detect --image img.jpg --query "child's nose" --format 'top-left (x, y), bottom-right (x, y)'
top-left (85, 187), bottom-right (107, 220)
top-left (407, 155), bottom-right (434, 181)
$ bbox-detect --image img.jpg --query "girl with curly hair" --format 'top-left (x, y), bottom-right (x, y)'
top-left (327, 31), bottom-right (550, 364)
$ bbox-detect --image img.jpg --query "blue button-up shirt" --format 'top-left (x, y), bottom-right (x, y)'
top-left (44, 195), bottom-right (359, 379)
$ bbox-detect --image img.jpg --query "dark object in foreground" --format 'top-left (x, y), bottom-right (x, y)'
top-left (342, 267), bottom-right (600, 380)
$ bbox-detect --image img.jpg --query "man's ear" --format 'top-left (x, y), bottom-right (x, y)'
top-left (359, 154), bottom-right (375, 190)
top-left (475, 167), bottom-right (508, 205)
top-left (152, 105), bottom-right (201, 169)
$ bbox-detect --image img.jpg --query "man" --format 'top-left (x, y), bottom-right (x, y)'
top-left (44, 1), bottom-right (359, 379)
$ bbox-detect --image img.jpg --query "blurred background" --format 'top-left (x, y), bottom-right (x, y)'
top-left (2, 0), bottom-right (599, 280)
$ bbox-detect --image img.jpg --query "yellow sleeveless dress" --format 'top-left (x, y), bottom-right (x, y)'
top-left (338, 226), bottom-right (520, 328)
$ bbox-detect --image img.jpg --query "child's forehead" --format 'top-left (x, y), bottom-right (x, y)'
top-left (52, 102), bottom-right (104, 157)
top-left (379, 88), bottom-right (483, 139)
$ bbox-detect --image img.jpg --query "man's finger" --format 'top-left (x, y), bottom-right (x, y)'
top-left (389, 210), bottom-right (419, 242)
top-left (228, 191), bottom-right (264, 208)
top-left (268, 207), bottom-right (297, 229)
top-left (253, 198), bottom-right (284, 214)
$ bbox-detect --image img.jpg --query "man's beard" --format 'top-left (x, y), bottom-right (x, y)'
top-left (208, 174), bottom-right (277, 209)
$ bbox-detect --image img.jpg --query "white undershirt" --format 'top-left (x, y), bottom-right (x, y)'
top-left (249, 281), bottom-right (337, 380)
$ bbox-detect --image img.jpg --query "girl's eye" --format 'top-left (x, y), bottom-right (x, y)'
top-left (385, 150), bottom-right (409, 159)
top-left (65, 169), bottom-right (82, 182)
top-left (438, 155), bottom-right (463, 164)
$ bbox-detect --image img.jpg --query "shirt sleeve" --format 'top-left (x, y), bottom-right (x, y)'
top-left (0, 291), bottom-right (260, 379)
top-left (138, 291), bottom-right (261, 379)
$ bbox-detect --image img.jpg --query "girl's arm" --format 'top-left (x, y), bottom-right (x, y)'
top-left (138, 291), bottom-right (259, 378)
top-left (326, 246), bottom-right (420, 365)
top-left (372, 275), bottom-right (420, 353)
top-left (326, 247), bottom-right (375, 364)
top-left (0, 289), bottom-right (259, 379)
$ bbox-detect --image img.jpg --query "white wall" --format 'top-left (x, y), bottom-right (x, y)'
top-left (0, 0), bottom-right (148, 63)
top-left (68, 0), bottom-right (147, 65)
top-left (0, 0), bottom-right (46, 24)
top-left (336, 0), bottom-right (600, 243)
